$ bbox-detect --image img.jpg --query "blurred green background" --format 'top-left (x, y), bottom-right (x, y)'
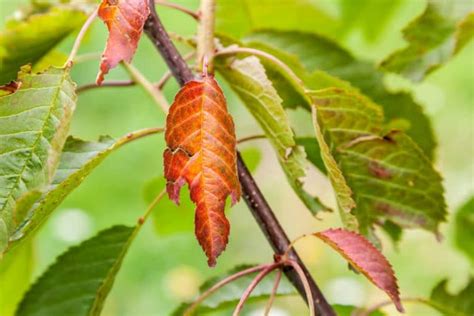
top-left (0, 0), bottom-right (472, 315)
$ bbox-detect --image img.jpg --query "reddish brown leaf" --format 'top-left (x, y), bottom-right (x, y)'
top-left (164, 73), bottom-right (241, 267)
top-left (96, 0), bottom-right (150, 84)
top-left (314, 228), bottom-right (404, 312)
top-left (0, 80), bottom-right (20, 96)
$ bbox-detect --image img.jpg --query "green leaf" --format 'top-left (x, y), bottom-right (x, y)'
top-left (16, 225), bottom-right (135, 316)
top-left (0, 241), bottom-right (34, 316)
top-left (0, 7), bottom-right (86, 84)
top-left (309, 88), bottom-right (446, 240)
top-left (9, 136), bottom-right (115, 249)
top-left (333, 304), bottom-right (385, 316)
top-left (217, 55), bottom-right (330, 215)
top-left (173, 265), bottom-right (296, 315)
top-left (145, 147), bottom-right (262, 236)
top-left (430, 278), bottom-right (474, 316)
top-left (380, 3), bottom-right (474, 81)
top-left (0, 66), bottom-right (76, 254)
top-left (455, 197), bottom-right (474, 262)
top-left (455, 12), bottom-right (474, 54)
top-left (295, 137), bottom-right (326, 174)
top-left (215, 0), bottom-right (337, 39)
top-left (243, 30), bottom-right (436, 160)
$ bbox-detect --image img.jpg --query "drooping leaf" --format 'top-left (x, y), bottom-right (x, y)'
top-left (217, 56), bottom-right (330, 215)
top-left (0, 7), bottom-right (86, 84)
top-left (0, 241), bottom-right (34, 316)
top-left (314, 228), bottom-right (403, 312)
top-left (164, 74), bottom-right (241, 267)
top-left (0, 66), bottom-right (76, 254)
top-left (243, 30), bottom-right (436, 159)
top-left (380, 3), bottom-right (474, 81)
top-left (172, 264), bottom-right (296, 315)
top-left (145, 148), bottom-right (261, 236)
top-left (455, 197), bottom-right (474, 263)
top-left (430, 278), bottom-right (474, 316)
top-left (309, 88), bottom-right (446, 240)
top-left (9, 136), bottom-right (114, 249)
top-left (16, 225), bottom-right (135, 316)
top-left (96, 0), bottom-right (150, 84)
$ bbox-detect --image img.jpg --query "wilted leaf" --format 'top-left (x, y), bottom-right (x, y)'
top-left (243, 30), bottom-right (436, 159)
top-left (172, 265), bottom-right (296, 315)
top-left (0, 66), bottom-right (76, 254)
top-left (164, 74), bottom-right (241, 267)
top-left (455, 197), bottom-right (474, 263)
top-left (16, 225), bottom-right (135, 316)
top-left (96, 0), bottom-right (150, 84)
top-left (381, 3), bottom-right (473, 81)
top-left (217, 56), bottom-right (330, 215)
top-left (430, 278), bottom-right (474, 316)
top-left (309, 88), bottom-right (446, 240)
top-left (0, 7), bottom-right (86, 84)
top-left (314, 228), bottom-right (403, 312)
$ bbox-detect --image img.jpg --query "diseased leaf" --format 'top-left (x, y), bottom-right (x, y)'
top-left (217, 56), bottom-right (330, 215)
top-left (0, 66), bottom-right (76, 254)
top-left (16, 225), bottom-right (135, 316)
top-left (96, 0), bottom-right (150, 84)
top-left (314, 228), bottom-right (403, 312)
top-left (243, 30), bottom-right (436, 159)
top-left (430, 278), bottom-right (474, 316)
top-left (381, 3), bottom-right (474, 81)
top-left (455, 197), bottom-right (474, 262)
top-left (309, 88), bottom-right (446, 240)
top-left (9, 136), bottom-right (115, 249)
top-left (172, 265), bottom-right (296, 315)
top-left (0, 7), bottom-right (86, 84)
top-left (164, 74), bottom-right (241, 267)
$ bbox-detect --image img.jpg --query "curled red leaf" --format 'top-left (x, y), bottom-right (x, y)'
top-left (314, 228), bottom-right (404, 312)
top-left (96, 0), bottom-right (150, 84)
top-left (164, 74), bottom-right (241, 267)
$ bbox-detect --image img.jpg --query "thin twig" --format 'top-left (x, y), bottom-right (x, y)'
top-left (113, 127), bottom-right (165, 149)
top-left (237, 134), bottom-right (267, 144)
top-left (264, 268), bottom-right (282, 316)
top-left (215, 47), bottom-right (305, 88)
top-left (137, 189), bottom-right (166, 225)
top-left (76, 80), bottom-right (135, 94)
top-left (155, 0), bottom-right (199, 20)
top-left (155, 51), bottom-right (196, 90)
top-left (354, 297), bottom-right (432, 316)
top-left (183, 264), bottom-right (272, 316)
top-left (122, 62), bottom-right (170, 112)
top-left (65, 7), bottom-right (98, 68)
top-left (233, 262), bottom-right (282, 316)
top-left (196, 0), bottom-right (216, 72)
top-left (286, 259), bottom-right (315, 316)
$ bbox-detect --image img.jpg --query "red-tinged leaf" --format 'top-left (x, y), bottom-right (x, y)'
top-left (164, 74), bottom-right (241, 267)
top-left (314, 228), bottom-right (404, 312)
top-left (0, 81), bottom-right (20, 96)
top-left (96, 0), bottom-right (150, 84)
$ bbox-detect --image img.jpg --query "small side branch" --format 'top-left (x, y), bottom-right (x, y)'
top-left (155, 0), bottom-right (199, 20)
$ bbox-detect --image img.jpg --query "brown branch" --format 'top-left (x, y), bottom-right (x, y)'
top-left (143, 2), bottom-right (335, 315)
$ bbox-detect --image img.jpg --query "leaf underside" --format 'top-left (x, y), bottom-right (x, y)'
top-left (0, 66), bottom-right (76, 254)
top-left (16, 225), bottom-right (135, 316)
top-left (164, 75), bottom-right (241, 267)
top-left (315, 228), bottom-right (403, 312)
top-left (96, 0), bottom-right (150, 84)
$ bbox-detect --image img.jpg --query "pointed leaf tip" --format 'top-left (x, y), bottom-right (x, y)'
top-left (164, 76), bottom-right (241, 266)
top-left (314, 228), bottom-right (404, 312)
top-left (96, 0), bottom-right (150, 84)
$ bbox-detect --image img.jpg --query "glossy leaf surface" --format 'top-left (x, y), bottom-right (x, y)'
top-left (96, 0), bottom-right (150, 84)
top-left (164, 75), bottom-right (241, 266)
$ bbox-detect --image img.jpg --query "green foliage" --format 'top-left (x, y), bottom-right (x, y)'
top-left (430, 278), bottom-right (474, 316)
top-left (16, 225), bottom-right (135, 316)
top-left (455, 197), bottom-right (474, 262)
top-left (217, 55), bottom-right (329, 214)
top-left (381, 3), bottom-right (474, 81)
top-left (0, 66), bottom-right (76, 254)
top-left (243, 30), bottom-right (437, 159)
top-left (0, 7), bottom-right (86, 84)
top-left (309, 88), bottom-right (446, 241)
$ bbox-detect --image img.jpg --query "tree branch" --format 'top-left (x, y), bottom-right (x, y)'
top-left (143, 2), bottom-right (335, 315)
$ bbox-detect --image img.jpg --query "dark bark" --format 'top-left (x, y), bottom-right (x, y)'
top-left (144, 2), bottom-right (335, 315)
